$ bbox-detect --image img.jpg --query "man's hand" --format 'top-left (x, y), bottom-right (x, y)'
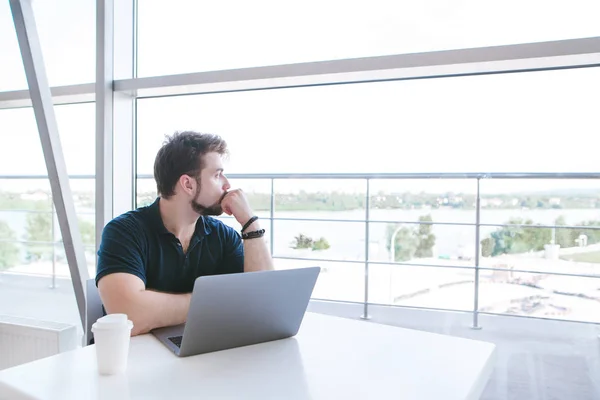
top-left (220, 189), bottom-right (254, 225)
top-left (221, 188), bottom-right (274, 272)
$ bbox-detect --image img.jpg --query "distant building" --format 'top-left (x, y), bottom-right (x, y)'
top-left (481, 198), bottom-right (503, 207)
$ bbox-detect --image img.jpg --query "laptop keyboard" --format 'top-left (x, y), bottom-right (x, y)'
top-left (168, 335), bottom-right (183, 348)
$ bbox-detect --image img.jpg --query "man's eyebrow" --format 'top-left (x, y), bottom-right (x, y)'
top-left (214, 168), bottom-right (224, 173)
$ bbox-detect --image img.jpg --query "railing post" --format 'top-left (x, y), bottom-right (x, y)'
top-left (270, 178), bottom-right (275, 256)
top-left (361, 178), bottom-right (371, 320)
top-left (472, 178), bottom-right (482, 329)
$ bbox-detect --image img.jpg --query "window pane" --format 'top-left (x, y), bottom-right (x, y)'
top-left (479, 178), bottom-right (600, 273)
top-left (136, 68), bottom-right (600, 175)
top-left (480, 179), bottom-right (600, 224)
top-left (137, 0), bottom-right (600, 77)
top-left (0, 0), bottom-right (95, 91)
top-left (369, 264), bottom-right (474, 311)
top-left (0, 103), bottom-right (96, 338)
top-left (369, 222), bottom-right (476, 265)
top-left (275, 259), bottom-right (363, 303)
top-left (0, 222), bottom-right (85, 336)
top-left (274, 179), bottom-right (366, 217)
top-left (0, 103), bottom-right (95, 175)
top-left (0, 177), bottom-right (96, 329)
top-left (136, 177), bottom-right (157, 208)
top-left (479, 271), bottom-right (600, 323)
top-left (274, 220), bottom-right (365, 262)
top-left (370, 179), bottom-right (478, 224)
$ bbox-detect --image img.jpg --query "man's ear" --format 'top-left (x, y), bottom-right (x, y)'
top-left (178, 175), bottom-right (196, 196)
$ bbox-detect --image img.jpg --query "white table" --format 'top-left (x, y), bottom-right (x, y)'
top-left (0, 313), bottom-right (495, 400)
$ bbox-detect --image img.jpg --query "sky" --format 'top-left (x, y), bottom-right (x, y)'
top-left (1, 0), bottom-right (600, 194)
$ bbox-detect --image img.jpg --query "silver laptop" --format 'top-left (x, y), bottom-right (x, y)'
top-left (151, 267), bottom-right (320, 357)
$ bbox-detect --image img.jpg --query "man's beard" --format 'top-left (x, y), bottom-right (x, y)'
top-left (191, 199), bottom-right (222, 216)
top-left (190, 180), bottom-right (226, 216)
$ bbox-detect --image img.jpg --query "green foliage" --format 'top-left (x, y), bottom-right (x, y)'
top-left (387, 214), bottom-right (436, 262)
top-left (24, 211), bottom-right (52, 261)
top-left (480, 237), bottom-right (495, 257)
top-left (0, 220), bottom-right (20, 270)
top-left (414, 215), bottom-right (436, 258)
top-left (291, 234), bottom-right (313, 249)
top-left (0, 191), bottom-right (51, 211)
top-left (78, 218), bottom-right (95, 246)
top-left (23, 209), bottom-right (95, 261)
top-left (387, 226), bottom-right (418, 261)
top-left (554, 216), bottom-right (600, 247)
top-left (483, 216), bottom-right (600, 257)
top-left (276, 191), bottom-right (364, 212)
top-left (487, 218), bottom-right (550, 256)
top-left (554, 216), bottom-right (572, 248)
top-left (290, 234), bottom-right (331, 251)
top-left (312, 237), bottom-right (331, 251)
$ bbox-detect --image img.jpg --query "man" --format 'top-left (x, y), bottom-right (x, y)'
top-left (96, 131), bottom-right (274, 336)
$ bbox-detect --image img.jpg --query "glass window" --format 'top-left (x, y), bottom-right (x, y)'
top-left (479, 272), bottom-right (600, 323)
top-left (0, 103), bottom-right (95, 337)
top-left (0, 103), bottom-right (95, 175)
top-left (0, 0), bottom-right (95, 91)
top-left (137, 0), bottom-right (600, 77)
top-left (369, 264), bottom-right (474, 311)
top-left (136, 67), bottom-right (600, 175)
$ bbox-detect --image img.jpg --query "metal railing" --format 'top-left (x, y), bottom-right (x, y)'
top-left (0, 175), bottom-right (96, 289)
top-left (138, 172), bottom-right (600, 327)
top-left (2, 172), bottom-right (600, 328)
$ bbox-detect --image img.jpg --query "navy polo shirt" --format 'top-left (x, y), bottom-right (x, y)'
top-left (95, 197), bottom-right (244, 293)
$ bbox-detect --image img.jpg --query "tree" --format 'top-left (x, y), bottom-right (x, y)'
top-left (414, 215), bottom-right (436, 258)
top-left (312, 237), bottom-right (331, 251)
top-left (290, 234), bottom-right (330, 251)
top-left (554, 216), bottom-right (574, 248)
top-left (290, 234), bottom-right (313, 249)
top-left (387, 214), bottom-right (437, 262)
top-left (24, 211), bottom-right (53, 261)
top-left (78, 218), bottom-right (95, 246)
top-left (488, 218), bottom-right (553, 256)
top-left (480, 237), bottom-right (495, 257)
top-left (512, 219), bottom-right (551, 253)
top-left (0, 221), bottom-right (20, 270)
top-left (387, 225), bottom-right (418, 262)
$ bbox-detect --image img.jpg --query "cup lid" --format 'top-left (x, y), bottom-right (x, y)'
top-left (92, 313), bottom-right (133, 331)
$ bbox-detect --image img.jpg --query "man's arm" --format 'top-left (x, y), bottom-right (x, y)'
top-left (98, 273), bottom-right (191, 336)
top-left (220, 189), bottom-right (274, 272)
top-left (241, 218), bottom-right (274, 272)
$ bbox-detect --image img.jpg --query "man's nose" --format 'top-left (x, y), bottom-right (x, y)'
top-left (222, 176), bottom-right (231, 191)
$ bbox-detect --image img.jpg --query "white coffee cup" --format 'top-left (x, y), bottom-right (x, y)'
top-left (91, 314), bottom-right (134, 375)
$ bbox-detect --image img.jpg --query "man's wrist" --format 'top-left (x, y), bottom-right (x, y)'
top-left (242, 218), bottom-right (260, 233)
top-left (235, 211), bottom-right (255, 226)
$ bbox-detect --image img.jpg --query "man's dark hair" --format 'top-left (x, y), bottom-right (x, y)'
top-left (153, 131), bottom-right (228, 198)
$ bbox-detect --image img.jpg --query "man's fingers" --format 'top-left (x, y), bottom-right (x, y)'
top-left (219, 191), bottom-right (229, 204)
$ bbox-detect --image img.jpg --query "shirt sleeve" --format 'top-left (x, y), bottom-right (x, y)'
top-left (219, 225), bottom-right (244, 274)
top-left (95, 218), bottom-right (147, 286)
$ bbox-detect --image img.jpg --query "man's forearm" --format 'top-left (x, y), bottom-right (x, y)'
top-left (243, 220), bottom-right (274, 272)
top-left (127, 290), bottom-right (191, 335)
